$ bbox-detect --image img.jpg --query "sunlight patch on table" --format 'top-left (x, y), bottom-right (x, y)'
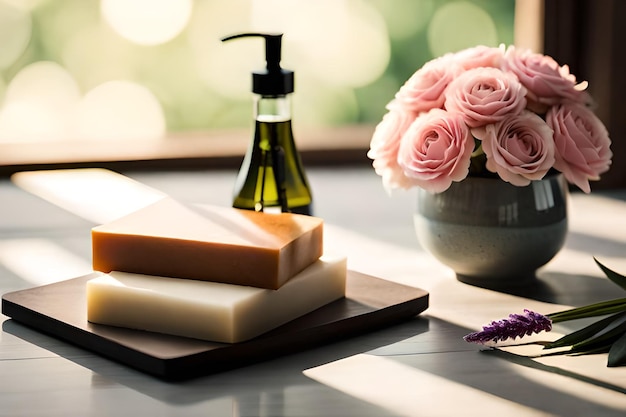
top-left (0, 238), bottom-right (91, 286)
top-left (498, 351), bottom-right (626, 405)
top-left (12, 168), bottom-right (166, 224)
top-left (304, 354), bottom-right (547, 417)
top-left (569, 193), bottom-right (626, 243)
top-left (323, 224), bottom-right (448, 290)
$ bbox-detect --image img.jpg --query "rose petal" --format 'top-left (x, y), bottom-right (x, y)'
top-left (547, 102), bottom-right (612, 193)
top-left (397, 109), bottom-right (474, 193)
top-left (444, 67), bottom-right (527, 128)
top-left (478, 111), bottom-right (555, 185)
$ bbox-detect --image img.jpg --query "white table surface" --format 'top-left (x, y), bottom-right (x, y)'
top-left (1, 166), bottom-right (625, 417)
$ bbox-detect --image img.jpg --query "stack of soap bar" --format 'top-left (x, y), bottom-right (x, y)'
top-left (87, 198), bottom-right (345, 343)
top-left (91, 198), bottom-right (324, 289)
top-left (87, 256), bottom-right (347, 343)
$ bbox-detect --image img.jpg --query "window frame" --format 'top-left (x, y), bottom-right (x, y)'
top-left (4, 1), bottom-right (623, 191)
top-left (0, 125), bottom-right (373, 176)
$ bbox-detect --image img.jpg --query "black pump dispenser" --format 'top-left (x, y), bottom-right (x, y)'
top-left (222, 33), bottom-right (294, 95)
top-left (221, 32), bottom-right (312, 215)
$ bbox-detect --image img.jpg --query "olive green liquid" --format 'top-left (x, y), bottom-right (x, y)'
top-left (233, 120), bottom-right (312, 215)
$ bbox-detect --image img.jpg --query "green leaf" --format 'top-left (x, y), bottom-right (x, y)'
top-left (567, 344), bottom-right (613, 356)
top-left (608, 332), bottom-right (626, 367)
top-left (571, 319), bottom-right (626, 352)
top-left (547, 298), bottom-right (626, 323)
top-left (594, 257), bottom-right (626, 291)
top-left (539, 317), bottom-right (626, 361)
top-left (545, 312), bottom-right (626, 349)
top-left (538, 344), bottom-right (612, 359)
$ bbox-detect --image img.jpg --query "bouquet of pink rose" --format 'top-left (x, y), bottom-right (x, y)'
top-left (367, 45), bottom-right (612, 194)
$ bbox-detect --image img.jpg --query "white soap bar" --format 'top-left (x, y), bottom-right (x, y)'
top-left (86, 256), bottom-right (347, 343)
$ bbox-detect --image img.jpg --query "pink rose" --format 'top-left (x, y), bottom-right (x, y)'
top-left (397, 109), bottom-right (474, 193)
top-left (367, 102), bottom-right (418, 190)
top-left (394, 56), bottom-right (462, 114)
top-left (474, 111), bottom-right (555, 186)
top-left (502, 46), bottom-right (587, 109)
top-left (452, 45), bottom-right (504, 70)
top-left (444, 67), bottom-right (527, 128)
top-left (547, 102), bottom-right (612, 193)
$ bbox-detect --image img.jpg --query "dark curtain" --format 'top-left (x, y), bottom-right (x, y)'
top-left (544, 0), bottom-right (626, 189)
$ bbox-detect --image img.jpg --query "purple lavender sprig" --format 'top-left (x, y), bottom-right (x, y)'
top-left (463, 309), bottom-right (553, 344)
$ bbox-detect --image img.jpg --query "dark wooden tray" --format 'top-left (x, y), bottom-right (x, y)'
top-left (2, 270), bottom-right (428, 380)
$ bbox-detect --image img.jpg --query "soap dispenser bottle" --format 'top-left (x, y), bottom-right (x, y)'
top-left (222, 33), bottom-right (313, 215)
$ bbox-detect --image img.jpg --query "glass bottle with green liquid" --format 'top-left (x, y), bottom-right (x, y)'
top-left (222, 33), bottom-right (313, 215)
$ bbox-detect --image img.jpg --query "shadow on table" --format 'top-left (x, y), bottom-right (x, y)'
top-left (499, 270), bottom-right (621, 307)
top-left (305, 316), bottom-right (625, 417)
top-left (5, 310), bottom-right (626, 416)
top-left (565, 231), bottom-right (626, 259)
top-left (3, 315), bottom-right (429, 409)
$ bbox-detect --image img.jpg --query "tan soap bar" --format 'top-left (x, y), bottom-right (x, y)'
top-left (91, 198), bottom-right (323, 289)
top-left (86, 255), bottom-right (347, 343)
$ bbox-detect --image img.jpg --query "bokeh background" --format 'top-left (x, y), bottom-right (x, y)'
top-left (0, 0), bottom-right (515, 144)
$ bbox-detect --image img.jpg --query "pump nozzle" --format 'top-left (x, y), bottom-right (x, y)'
top-left (222, 32), bottom-right (294, 95)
